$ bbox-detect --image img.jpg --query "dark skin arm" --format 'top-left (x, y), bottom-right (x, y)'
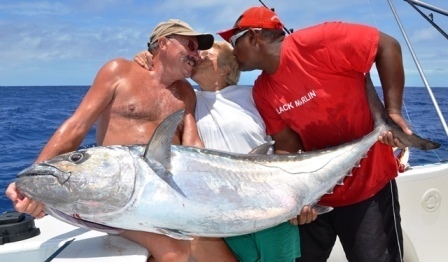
top-left (269, 32), bottom-right (409, 224)
top-left (375, 32), bottom-right (412, 147)
top-left (272, 125), bottom-right (304, 154)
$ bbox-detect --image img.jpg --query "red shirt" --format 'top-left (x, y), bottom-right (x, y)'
top-left (253, 22), bottom-right (398, 207)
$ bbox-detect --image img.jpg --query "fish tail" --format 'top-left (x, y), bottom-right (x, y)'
top-left (365, 74), bottom-right (440, 151)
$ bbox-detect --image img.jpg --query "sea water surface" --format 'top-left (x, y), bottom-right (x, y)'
top-left (1, 85), bottom-right (448, 212)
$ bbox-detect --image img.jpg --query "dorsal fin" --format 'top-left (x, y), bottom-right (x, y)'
top-left (143, 109), bottom-right (184, 169)
top-left (248, 141), bottom-right (274, 154)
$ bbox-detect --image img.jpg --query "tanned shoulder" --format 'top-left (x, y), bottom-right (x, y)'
top-left (101, 58), bottom-right (134, 76)
top-left (91, 58), bottom-right (137, 95)
top-left (175, 79), bottom-right (196, 109)
top-left (176, 79), bottom-right (195, 96)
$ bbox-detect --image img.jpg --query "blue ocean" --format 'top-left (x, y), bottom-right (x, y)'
top-left (1, 86), bottom-right (448, 213)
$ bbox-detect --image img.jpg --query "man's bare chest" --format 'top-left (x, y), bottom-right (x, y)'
top-left (111, 88), bottom-right (185, 121)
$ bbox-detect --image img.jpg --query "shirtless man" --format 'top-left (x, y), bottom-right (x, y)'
top-left (5, 19), bottom-right (213, 262)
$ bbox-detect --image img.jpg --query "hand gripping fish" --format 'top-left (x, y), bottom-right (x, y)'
top-left (15, 76), bottom-right (440, 240)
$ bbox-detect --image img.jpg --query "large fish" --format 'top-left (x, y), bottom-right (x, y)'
top-left (15, 77), bottom-right (440, 239)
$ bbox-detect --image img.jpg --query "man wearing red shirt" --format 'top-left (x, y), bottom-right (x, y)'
top-left (218, 6), bottom-right (411, 262)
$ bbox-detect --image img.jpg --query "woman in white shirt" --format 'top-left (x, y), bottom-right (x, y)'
top-left (190, 42), bottom-right (301, 262)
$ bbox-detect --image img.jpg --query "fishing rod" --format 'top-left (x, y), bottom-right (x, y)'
top-left (258, 0), bottom-right (293, 34)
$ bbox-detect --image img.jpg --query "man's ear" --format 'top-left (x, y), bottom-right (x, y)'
top-left (158, 37), bottom-right (170, 50)
top-left (248, 29), bottom-right (262, 46)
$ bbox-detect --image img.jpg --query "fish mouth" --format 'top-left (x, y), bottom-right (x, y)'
top-left (18, 163), bottom-right (65, 176)
top-left (17, 163), bottom-right (71, 185)
top-left (16, 163), bottom-right (73, 205)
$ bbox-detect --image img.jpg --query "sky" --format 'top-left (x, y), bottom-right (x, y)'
top-left (0, 0), bottom-right (447, 87)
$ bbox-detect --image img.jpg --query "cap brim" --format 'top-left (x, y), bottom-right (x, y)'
top-left (196, 34), bottom-right (214, 50)
top-left (176, 32), bottom-right (214, 50)
top-left (217, 28), bottom-right (238, 43)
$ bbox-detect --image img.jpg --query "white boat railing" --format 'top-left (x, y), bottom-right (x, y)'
top-left (406, 0), bottom-right (448, 18)
top-left (405, 0), bottom-right (448, 39)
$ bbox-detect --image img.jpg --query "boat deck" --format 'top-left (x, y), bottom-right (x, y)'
top-left (0, 215), bottom-right (148, 261)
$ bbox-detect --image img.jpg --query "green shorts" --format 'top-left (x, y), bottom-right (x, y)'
top-left (224, 222), bottom-right (301, 262)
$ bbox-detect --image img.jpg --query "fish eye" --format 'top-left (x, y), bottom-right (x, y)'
top-left (69, 153), bottom-right (83, 162)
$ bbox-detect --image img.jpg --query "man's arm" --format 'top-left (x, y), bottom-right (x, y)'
top-left (178, 80), bottom-right (204, 148)
top-left (35, 59), bottom-right (123, 162)
top-left (6, 58), bottom-right (124, 218)
top-left (271, 125), bottom-right (304, 154)
top-left (375, 32), bottom-right (412, 147)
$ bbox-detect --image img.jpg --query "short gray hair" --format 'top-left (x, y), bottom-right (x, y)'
top-left (147, 41), bottom-right (159, 54)
top-left (213, 41), bottom-right (240, 86)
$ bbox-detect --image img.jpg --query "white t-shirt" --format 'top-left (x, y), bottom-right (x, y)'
top-left (195, 85), bottom-right (271, 154)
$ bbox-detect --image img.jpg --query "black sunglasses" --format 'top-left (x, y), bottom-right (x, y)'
top-left (166, 36), bottom-right (198, 52)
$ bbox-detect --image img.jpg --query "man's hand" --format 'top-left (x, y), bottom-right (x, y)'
top-left (290, 205), bottom-right (317, 225)
top-left (378, 113), bottom-right (412, 148)
top-left (134, 50), bottom-right (154, 70)
top-left (5, 182), bottom-right (46, 218)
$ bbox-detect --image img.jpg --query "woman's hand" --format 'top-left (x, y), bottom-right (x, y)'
top-left (134, 50), bottom-right (154, 70)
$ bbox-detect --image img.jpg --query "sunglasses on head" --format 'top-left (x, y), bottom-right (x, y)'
top-left (166, 36), bottom-right (198, 52)
top-left (229, 28), bottom-right (262, 47)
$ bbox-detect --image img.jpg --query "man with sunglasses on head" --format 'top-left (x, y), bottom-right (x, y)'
top-left (6, 19), bottom-right (213, 262)
top-left (218, 6), bottom-right (410, 262)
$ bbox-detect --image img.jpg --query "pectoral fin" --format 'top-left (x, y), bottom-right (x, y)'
top-left (156, 227), bottom-right (193, 240)
top-left (313, 204), bottom-right (333, 215)
top-left (248, 141), bottom-right (274, 154)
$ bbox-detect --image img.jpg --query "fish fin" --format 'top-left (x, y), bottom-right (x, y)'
top-left (248, 141), bottom-right (274, 154)
top-left (146, 159), bottom-right (187, 197)
top-left (156, 227), bottom-right (193, 240)
top-left (312, 204), bottom-right (333, 215)
top-left (143, 110), bottom-right (184, 169)
top-left (160, 172), bottom-right (186, 197)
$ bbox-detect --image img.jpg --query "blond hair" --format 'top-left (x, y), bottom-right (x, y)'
top-left (213, 41), bottom-right (241, 86)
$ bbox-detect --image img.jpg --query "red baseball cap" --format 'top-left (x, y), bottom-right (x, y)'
top-left (217, 6), bottom-right (285, 42)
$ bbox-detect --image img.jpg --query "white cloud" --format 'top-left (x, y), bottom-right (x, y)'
top-left (412, 26), bottom-right (445, 42)
top-left (0, 1), bottom-right (69, 16)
